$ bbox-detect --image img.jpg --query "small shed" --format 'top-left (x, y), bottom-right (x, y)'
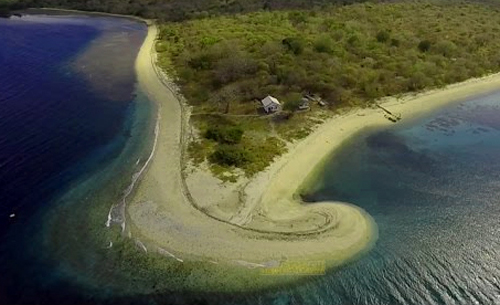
top-left (261, 95), bottom-right (281, 113)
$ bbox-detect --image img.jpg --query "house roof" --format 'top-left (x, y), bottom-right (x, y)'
top-left (261, 95), bottom-right (281, 107)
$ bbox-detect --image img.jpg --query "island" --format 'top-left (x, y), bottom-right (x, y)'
top-left (8, 0), bottom-right (500, 293)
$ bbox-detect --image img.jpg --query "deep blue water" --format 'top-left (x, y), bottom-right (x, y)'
top-left (0, 16), bottom-right (100, 230)
top-left (0, 14), bottom-right (150, 304)
top-left (0, 15), bottom-right (145, 228)
top-left (1, 13), bottom-right (500, 305)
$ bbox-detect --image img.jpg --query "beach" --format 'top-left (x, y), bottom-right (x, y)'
top-left (241, 72), bottom-right (500, 230)
top-left (127, 21), bottom-right (500, 284)
top-left (1, 10), bottom-right (499, 304)
top-left (127, 23), bottom-right (373, 268)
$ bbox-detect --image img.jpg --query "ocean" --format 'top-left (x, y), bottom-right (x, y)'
top-left (1, 13), bottom-right (499, 305)
top-left (0, 14), bottom-right (156, 304)
top-left (297, 92), bottom-right (500, 305)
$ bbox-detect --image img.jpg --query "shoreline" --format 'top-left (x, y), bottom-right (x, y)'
top-left (16, 8), bottom-right (150, 23)
top-left (11, 9), bottom-right (500, 292)
top-left (20, 8), bottom-right (500, 289)
top-left (241, 74), bottom-right (500, 225)
top-left (128, 18), bottom-right (500, 289)
top-left (127, 22), bottom-right (376, 273)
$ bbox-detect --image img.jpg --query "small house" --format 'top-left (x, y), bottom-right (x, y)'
top-left (261, 95), bottom-right (281, 113)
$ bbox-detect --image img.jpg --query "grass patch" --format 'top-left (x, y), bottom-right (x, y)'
top-left (188, 115), bottom-right (287, 177)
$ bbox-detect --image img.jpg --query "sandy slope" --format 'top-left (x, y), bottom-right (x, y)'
top-left (127, 24), bottom-right (376, 268)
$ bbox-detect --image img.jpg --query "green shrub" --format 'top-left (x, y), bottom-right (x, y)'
top-left (390, 38), bottom-right (400, 47)
top-left (213, 52), bottom-right (258, 86)
top-left (376, 30), bottom-right (390, 43)
top-left (347, 34), bottom-right (360, 46)
top-left (283, 93), bottom-right (303, 112)
top-left (407, 71), bottom-right (432, 91)
top-left (282, 37), bottom-right (305, 55)
top-left (210, 145), bottom-right (251, 166)
top-left (418, 40), bottom-right (432, 52)
top-left (205, 126), bottom-right (244, 144)
top-left (189, 53), bottom-right (214, 70)
top-left (314, 35), bottom-right (333, 53)
top-left (288, 11), bottom-right (308, 25)
top-left (433, 40), bottom-right (457, 57)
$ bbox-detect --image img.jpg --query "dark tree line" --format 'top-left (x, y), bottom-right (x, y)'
top-left (5, 0), bottom-right (500, 22)
top-left (6, 0), bottom-right (378, 21)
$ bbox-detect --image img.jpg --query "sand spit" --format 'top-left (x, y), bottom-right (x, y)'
top-left (128, 21), bottom-right (500, 282)
top-left (127, 24), bottom-right (375, 269)
top-left (241, 73), bottom-right (500, 232)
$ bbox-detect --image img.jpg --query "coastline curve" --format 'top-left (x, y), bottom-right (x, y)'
top-left (126, 18), bottom-right (500, 290)
top-left (125, 22), bottom-right (377, 277)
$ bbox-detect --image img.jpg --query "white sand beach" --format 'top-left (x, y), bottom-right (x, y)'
top-left (127, 22), bottom-right (500, 273)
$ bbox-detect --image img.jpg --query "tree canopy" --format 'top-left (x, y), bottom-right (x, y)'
top-left (8, 0), bottom-right (370, 21)
top-left (159, 1), bottom-right (500, 175)
top-left (160, 2), bottom-right (500, 111)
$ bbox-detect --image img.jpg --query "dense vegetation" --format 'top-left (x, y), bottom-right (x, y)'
top-left (158, 1), bottom-right (500, 176)
top-left (0, 0), bottom-right (16, 16)
top-left (7, 0), bottom-right (500, 22)
top-left (161, 2), bottom-right (500, 108)
top-left (8, 0), bottom-right (370, 21)
top-left (188, 114), bottom-right (287, 178)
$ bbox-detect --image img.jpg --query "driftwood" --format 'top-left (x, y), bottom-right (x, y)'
top-left (376, 104), bottom-right (401, 122)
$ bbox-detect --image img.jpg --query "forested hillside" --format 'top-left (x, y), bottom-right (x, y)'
top-left (160, 2), bottom-right (500, 109)
top-left (156, 1), bottom-right (500, 176)
top-left (5, 0), bottom-right (370, 20)
top-left (4, 0), bottom-right (500, 22)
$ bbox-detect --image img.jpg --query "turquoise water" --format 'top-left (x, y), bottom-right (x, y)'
top-left (193, 93), bottom-right (500, 304)
top-left (1, 13), bottom-right (499, 305)
top-left (295, 92), bottom-right (500, 305)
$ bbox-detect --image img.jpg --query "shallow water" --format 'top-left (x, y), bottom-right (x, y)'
top-left (1, 14), bottom-right (499, 305)
top-left (299, 92), bottom-right (500, 305)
